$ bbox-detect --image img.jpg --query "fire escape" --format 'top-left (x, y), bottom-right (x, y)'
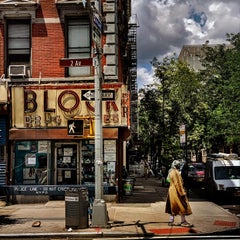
top-left (128, 15), bottom-right (138, 141)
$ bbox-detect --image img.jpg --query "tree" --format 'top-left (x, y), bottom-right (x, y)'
top-left (200, 33), bottom-right (240, 152)
top-left (139, 56), bottom-right (207, 166)
top-left (138, 33), bottom-right (240, 166)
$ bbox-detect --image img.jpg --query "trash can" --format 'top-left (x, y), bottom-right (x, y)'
top-left (123, 178), bottom-right (133, 195)
top-left (65, 188), bottom-right (89, 229)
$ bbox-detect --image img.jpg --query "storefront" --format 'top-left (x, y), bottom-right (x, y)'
top-left (7, 84), bottom-right (130, 202)
top-left (12, 139), bottom-right (118, 185)
top-left (0, 83), bottom-right (9, 188)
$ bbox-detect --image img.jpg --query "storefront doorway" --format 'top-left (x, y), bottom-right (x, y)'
top-left (55, 142), bottom-right (79, 185)
top-left (55, 140), bottom-right (95, 185)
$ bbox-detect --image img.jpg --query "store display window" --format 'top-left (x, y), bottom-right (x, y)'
top-left (14, 141), bottom-right (49, 185)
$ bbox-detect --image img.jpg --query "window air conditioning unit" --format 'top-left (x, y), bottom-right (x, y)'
top-left (9, 65), bottom-right (26, 77)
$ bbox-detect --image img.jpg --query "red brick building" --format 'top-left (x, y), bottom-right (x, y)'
top-left (0, 0), bottom-right (136, 203)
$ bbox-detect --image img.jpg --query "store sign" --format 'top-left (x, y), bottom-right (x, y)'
top-left (0, 85), bottom-right (8, 103)
top-left (11, 87), bottom-right (129, 129)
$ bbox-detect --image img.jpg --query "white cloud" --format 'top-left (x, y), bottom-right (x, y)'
top-left (132, 0), bottom-right (240, 89)
top-left (183, 18), bottom-right (207, 39)
top-left (137, 67), bottom-right (155, 89)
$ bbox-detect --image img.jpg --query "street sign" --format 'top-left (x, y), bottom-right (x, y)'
top-left (93, 14), bottom-right (102, 33)
top-left (81, 90), bottom-right (115, 101)
top-left (67, 119), bottom-right (84, 136)
top-left (60, 58), bottom-right (93, 67)
top-left (179, 124), bottom-right (186, 144)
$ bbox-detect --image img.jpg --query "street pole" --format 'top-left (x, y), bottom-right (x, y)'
top-left (91, 48), bottom-right (108, 227)
top-left (94, 48), bottom-right (103, 200)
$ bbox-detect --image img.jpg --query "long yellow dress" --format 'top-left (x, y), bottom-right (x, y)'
top-left (165, 168), bottom-right (192, 216)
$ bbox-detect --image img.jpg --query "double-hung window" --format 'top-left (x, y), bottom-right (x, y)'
top-left (7, 19), bottom-right (31, 76)
top-left (67, 18), bottom-right (91, 77)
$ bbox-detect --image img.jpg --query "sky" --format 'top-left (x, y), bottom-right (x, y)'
top-left (132, 0), bottom-right (240, 89)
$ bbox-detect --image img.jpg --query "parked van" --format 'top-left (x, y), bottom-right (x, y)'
top-left (205, 153), bottom-right (240, 198)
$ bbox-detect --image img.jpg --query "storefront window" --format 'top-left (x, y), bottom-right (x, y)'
top-left (81, 140), bottom-right (95, 184)
top-left (14, 141), bottom-right (49, 185)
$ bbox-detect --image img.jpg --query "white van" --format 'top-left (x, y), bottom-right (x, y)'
top-left (205, 153), bottom-right (240, 198)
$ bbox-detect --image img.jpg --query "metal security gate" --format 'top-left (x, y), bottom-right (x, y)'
top-left (0, 163), bottom-right (6, 185)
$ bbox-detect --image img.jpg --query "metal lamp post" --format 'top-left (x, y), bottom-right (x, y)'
top-left (91, 48), bottom-right (108, 228)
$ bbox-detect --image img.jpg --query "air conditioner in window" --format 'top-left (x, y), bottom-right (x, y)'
top-left (9, 65), bottom-right (26, 77)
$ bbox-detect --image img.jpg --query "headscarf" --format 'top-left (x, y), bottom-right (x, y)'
top-left (171, 160), bottom-right (181, 170)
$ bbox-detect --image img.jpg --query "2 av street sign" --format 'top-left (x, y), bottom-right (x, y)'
top-left (60, 58), bottom-right (93, 67)
top-left (81, 90), bottom-right (115, 101)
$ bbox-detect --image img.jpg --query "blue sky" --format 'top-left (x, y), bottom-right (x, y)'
top-left (132, 0), bottom-right (240, 89)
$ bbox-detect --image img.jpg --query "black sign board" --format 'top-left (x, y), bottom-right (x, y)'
top-left (81, 90), bottom-right (115, 101)
top-left (67, 120), bottom-right (84, 135)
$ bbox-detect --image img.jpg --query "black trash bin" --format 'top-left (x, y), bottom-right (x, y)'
top-left (65, 188), bottom-right (89, 229)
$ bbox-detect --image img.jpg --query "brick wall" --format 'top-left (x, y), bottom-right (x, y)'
top-left (32, 23), bottom-right (65, 78)
top-left (32, 0), bottom-right (64, 77)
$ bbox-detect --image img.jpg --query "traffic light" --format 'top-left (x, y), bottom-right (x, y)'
top-left (67, 119), bottom-right (84, 135)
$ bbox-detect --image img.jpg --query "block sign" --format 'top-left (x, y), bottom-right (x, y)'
top-left (60, 58), bottom-right (93, 67)
top-left (67, 120), bottom-right (84, 136)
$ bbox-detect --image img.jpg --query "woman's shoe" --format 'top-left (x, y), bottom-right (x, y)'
top-left (181, 221), bottom-right (193, 227)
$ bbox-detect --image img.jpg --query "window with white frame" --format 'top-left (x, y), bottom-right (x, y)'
top-left (67, 18), bottom-right (91, 77)
top-left (7, 19), bottom-right (31, 75)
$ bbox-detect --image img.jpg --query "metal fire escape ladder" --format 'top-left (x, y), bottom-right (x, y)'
top-left (128, 15), bottom-right (138, 139)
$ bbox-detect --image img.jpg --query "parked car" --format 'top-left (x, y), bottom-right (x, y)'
top-left (187, 162), bottom-right (205, 186)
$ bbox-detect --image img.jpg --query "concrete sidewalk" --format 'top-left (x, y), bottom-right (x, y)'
top-left (0, 200), bottom-right (239, 238)
top-left (0, 177), bottom-right (239, 238)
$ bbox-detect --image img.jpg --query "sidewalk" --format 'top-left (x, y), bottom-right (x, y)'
top-left (0, 177), bottom-right (239, 238)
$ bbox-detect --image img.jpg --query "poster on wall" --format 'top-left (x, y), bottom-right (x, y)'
top-left (63, 156), bottom-right (71, 163)
top-left (25, 153), bottom-right (36, 166)
top-left (38, 141), bottom-right (48, 153)
top-left (18, 142), bottom-right (31, 151)
top-left (64, 148), bottom-right (73, 156)
top-left (104, 140), bottom-right (116, 162)
top-left (107, 161), bottom-right (115, 172)
top-left (65, 171), bottom-right (71, 179)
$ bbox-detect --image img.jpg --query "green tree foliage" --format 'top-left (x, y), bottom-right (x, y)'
top-left (138, 33), bottom-right (240, 163)
top-left (139, 56), bottom-right (207, 164)
top-left (201, 33), bottom-right (240, 152)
